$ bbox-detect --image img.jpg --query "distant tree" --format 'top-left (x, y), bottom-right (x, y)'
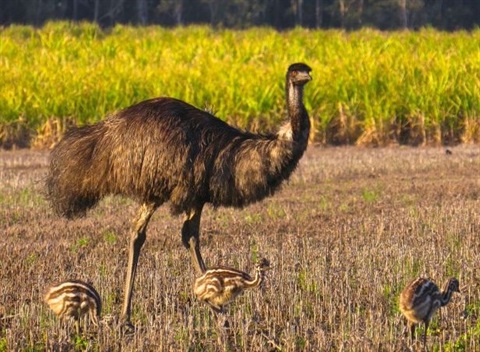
top-left (137, 0), bottom-right (148, 25)
top-left (0, 0), bottom-right (479, 30)
top-left (361, 0), bottom-right (401, 29)
top-left (158, 0), bottom-right (184, 25)
top-left (439, 0), bottom-right (480, 30)
top-left (226, 0), bottom-right (270, 27)
top-left (398, 0), bottom-right (425, 29)
top-left (200, 0), bottom-right (223, 26)
top-left (102, 0), bottom-right (126, 26)
top-left (93, 0), bottom-right (100, 22)
top-left (328, 0), bottom-right (364, 29)
top-left (291, 0), bottom-right (304, 26)
top-left (315, 0), bottom-right (324, 27)
top-left (399, 0), bottom-right (407, 28)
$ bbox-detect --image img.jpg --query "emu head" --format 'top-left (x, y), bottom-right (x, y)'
top-left (287, 63), bottom-right (312, 86)
top-left (255, 258), bottom-right (271, 272)
top-left (445, 277), bottom-right (460, 293)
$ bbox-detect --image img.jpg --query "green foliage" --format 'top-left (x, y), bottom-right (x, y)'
top-left (72, 334), bottom-right (91, 351)
top-left (23, 343), bottom-right (46, 352)
top-left (1, 23), bottom-right (480, 147)
top-left (382, 283), bottom-right (401, 317)
top-left (70, 237), bottom-right (89, 252)
top-left (297, 268), bottom-right (318, 293)
top-left (102, 230), bottom-right (117, 245)
top-left (266, 203), bottom-right (286, 219)
top-left (444, 334), bottom-right (467, 352)
top-left (10, 188), bottom-right (45, 207)
top-left (244, 213), bottom-right (262, 224)
top-left (0, 338), bottom-right (7, 352)
top-left (318, 195), bottom-right (329, 211)
top-left (361, 188), bottom-right (379, 203)
top-left (25, 253), bottom-right (38, 267)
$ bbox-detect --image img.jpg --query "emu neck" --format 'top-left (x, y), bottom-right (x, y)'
top-left (440, 287), bottom-right (455, 307)
top-left (286, 81), bottom-right (310, 148)
top-left (244, 270), bottom-right (263, 288)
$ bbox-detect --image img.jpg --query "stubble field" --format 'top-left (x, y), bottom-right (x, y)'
top-left (1, 146), bottom-right (479, 351)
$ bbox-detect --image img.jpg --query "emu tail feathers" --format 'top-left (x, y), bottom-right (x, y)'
top-left (46, 124), bottom-right (105, 218)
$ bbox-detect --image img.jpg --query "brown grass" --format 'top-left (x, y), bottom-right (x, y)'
top-left (31, 118), bottom-right (76, 150)
top-left (1, 146), bottom-right (480, 351)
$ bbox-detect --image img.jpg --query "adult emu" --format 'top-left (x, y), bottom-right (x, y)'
top-left (46, 63), bottom-right (312, 328)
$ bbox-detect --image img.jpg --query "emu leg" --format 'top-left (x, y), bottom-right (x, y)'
top-left (182, 206), bottom-right (206, 275)
top-left (121, 203), bottom-right (157, 329)
top-left (423, 321), bottom-right (429, 350)
top-left (211, 307), bottom-right (233, 350)
top-left (213, 308), bottom-right (230, 329)
top-left (74, 318), bottom-right (80, 336)
top-left (409, 322), bottom-right (416, 343)
top-left (90, 310), bottom-right (99, 328)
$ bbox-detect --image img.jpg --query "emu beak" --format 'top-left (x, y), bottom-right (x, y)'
top-left (291, 71), bottom-right (312, 85)
top-left (296, 72), bottom-right (312, 84)
top-left (459, 284), bottom-right (467, 293)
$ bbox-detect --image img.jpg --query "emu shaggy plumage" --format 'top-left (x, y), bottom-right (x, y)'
top-left (46, 63), bottom-right (312, 328)
top-left (47, 99), bottom-right (304, 217)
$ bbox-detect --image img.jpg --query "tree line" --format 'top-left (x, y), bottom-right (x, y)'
top-left (1, 0), bottom-right (479, 30)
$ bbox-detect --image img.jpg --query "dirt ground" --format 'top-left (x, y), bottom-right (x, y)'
top-left (1, 146), bottom-right (479, 351)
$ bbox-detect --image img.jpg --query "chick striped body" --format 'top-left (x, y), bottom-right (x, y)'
top-left (194, 259), bottom-right (270, 313)
top-left (44, 280), bottom-right (101, 327)
top-left (399, 277), bottom-right (460, 346)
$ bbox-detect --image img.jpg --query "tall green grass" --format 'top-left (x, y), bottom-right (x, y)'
top-left (1, 22), bottom-right (479, 147)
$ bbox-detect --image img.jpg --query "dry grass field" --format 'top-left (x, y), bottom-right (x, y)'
top-left (1, 146), bottom-right (479, 351)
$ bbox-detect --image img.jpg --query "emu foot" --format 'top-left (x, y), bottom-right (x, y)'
top-left (215, 313), bottom-right (231, 331)
top-left (216, 321), bottom-right (235, 351)
top-left (220, 317), bottom-right (230, 329)
top-left (121, 320), bottom-right (136, 335)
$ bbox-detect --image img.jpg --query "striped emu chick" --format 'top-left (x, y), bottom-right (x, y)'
top-left (399, 277), bottom-right (460, 346)
top-left (194, 258), bottom-right (270, 313)
top-left (44, 280), bottom-right (101, 328)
